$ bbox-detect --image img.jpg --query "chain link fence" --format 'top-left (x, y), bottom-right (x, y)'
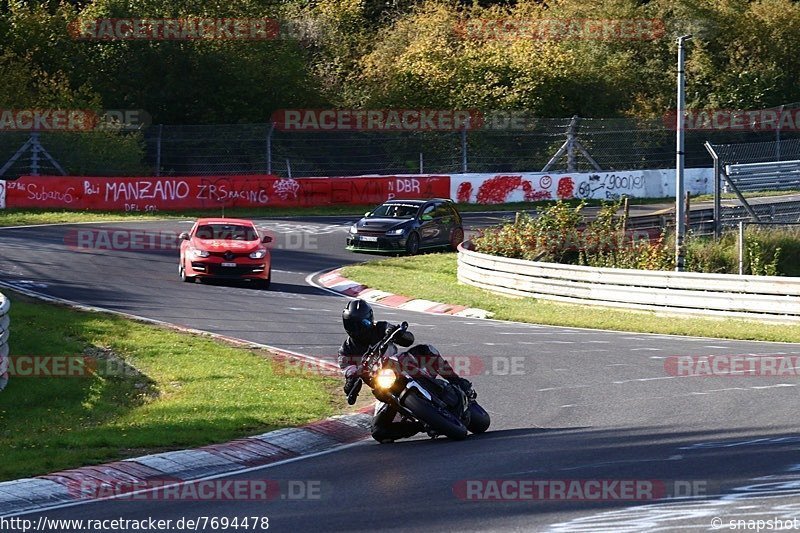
top-left (2, 111), bottom-right (800, 178)
top-left (706, 138), bottom-right (800, 235)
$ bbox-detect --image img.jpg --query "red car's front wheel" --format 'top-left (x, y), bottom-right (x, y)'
top-left (179, 259), bottom-right (193, 283)
top-left (257, 269), bottom-right (271, 290)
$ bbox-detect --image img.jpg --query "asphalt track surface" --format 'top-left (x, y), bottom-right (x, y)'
top-left (2, 213), bottom-right (800, 532)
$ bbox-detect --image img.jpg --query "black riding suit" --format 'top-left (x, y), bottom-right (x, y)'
top-left (338, 321), bottom-right (470, 442)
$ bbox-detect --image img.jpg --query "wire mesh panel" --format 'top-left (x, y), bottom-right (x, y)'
top-left (708, 138), bottom-right (800, 228)
top-left (0, 104), bottom-right (799, 178)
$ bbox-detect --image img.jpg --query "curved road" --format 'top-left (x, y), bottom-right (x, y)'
top-left (1, 215), bottom-right (800, 532)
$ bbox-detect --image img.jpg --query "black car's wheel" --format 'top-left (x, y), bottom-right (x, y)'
top-left (404, 392), bottom-right (468, 441)
top-left (450, 227), bottom-right (464, 251)
top-left (466, 402), bottom-right (491, 434)
top-left (405, 232), bottom-right (420, 255)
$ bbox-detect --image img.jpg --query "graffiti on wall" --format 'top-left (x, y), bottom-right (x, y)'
top-left (457, 175), bottom-right (552, 204)
top-left (452, 171), bottom-right (653, 204)
top-left (576, 173), bottom-right (645, 200)
top-left (1, 175), bottom-right (452, 211)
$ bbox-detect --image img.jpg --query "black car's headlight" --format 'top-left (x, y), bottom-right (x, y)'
top-left (385, 227), bottom-right (406, 236)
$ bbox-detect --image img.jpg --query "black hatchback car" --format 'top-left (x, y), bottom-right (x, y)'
top-left (346, 198), bottom-right (464, 255)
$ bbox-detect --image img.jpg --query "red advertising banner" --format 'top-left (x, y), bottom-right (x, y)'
top-left (2, 174), bottom-right (451, 211)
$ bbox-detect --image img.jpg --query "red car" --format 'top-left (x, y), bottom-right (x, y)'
top-left (178, 218), bottom-right (272, 289)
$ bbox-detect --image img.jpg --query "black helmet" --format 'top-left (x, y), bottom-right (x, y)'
top-left (342, 299), bottom-right (374, 341)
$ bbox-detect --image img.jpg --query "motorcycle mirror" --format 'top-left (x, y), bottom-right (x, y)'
top-left (401, 321), bottom-right (408, 330)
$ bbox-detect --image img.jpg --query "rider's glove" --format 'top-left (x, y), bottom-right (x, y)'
top-left (343, 365), bottom-right (362, 401)
top-left (448, 376), bottom-right (473, 394)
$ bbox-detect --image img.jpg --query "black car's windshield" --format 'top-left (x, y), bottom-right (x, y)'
top-left (195, 224), bottom-right (258, 241)
top-left (369, 204), bottom-right (420, 219)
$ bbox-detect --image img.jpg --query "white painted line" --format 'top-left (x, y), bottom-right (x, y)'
top-left (612, 376), bottom-right (676, 384)
top-left (398, 299), bottom-right (440, 312)
top-left (302, 269), bottom-right (800, 346)
top-left (453, 308), bottom-right (493, 319)
top-left (3, 440), bottom-right (369, 518)
top-left (0, 281), bottom-right (339, 373)
top-left (327, 281), bottom-right (363, 293)
top-left (0, 218), bottom-right (188, 230)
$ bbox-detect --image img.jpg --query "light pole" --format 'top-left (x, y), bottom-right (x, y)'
top-left (675, 34), bottom-right (692, 272)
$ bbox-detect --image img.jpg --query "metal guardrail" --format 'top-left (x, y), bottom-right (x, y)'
top-left (0, 292), bottom-right (9, 391)
top-left (457, 242), bottom-right (800, 322)
top-left (725, 159), bottom-right (800, 192)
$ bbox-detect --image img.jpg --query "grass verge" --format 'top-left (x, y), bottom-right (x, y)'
top-left (0, 290), bottom-right (343, 481)
top-left (340, 253), bottom-right (800, 343)
top-left (0, 198), bottom-right (672, 227)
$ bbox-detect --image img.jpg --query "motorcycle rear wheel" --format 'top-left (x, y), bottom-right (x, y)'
top-left (404, 392), bottom-right (468, 441)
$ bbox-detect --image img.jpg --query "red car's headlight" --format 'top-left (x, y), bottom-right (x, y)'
top-left (189, 247), bottom-right (209, 258)
top-left (249, 248), bottom-right (267, 259)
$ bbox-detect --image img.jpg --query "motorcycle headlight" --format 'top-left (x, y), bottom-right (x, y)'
top-left (375, 368), bottom-right (397, 389)
top-left (189, 247), bottom-right (209, 258)
top-left (349, 224), bottom-right (358, 234)
top-left (249, 248), bottom-right (267, 259)
top-left (385, 227), bottom-right (406, 236)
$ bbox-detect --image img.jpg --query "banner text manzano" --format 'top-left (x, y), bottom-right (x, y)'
top-left (2, 175), bottom-right (451, 211)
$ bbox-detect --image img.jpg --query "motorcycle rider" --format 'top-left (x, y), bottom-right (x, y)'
top-left (338, 299), bottom-right (473, 443)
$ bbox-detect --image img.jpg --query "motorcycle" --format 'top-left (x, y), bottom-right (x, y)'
top-left (347, 321), bottom-right (490, 441)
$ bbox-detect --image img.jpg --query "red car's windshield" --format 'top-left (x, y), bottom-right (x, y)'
top-left (194, 224), bottom-right (258, 241)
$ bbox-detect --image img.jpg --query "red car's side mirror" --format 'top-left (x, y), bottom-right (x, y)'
top-left (261, 235), bottom-right (273, 244)
top-left (179, 232), bottom-right (190, 240)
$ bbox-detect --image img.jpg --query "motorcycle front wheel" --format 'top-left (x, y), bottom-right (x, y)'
top-left (404, 392), bottom-right (468, 441)
top-left (466, 402), bottom-right (491, 434)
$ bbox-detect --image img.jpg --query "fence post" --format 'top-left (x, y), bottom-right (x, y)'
top-left (621, 196), bottom-right (630, 232)
top-left (419, 152), bottom-right (423, 174)
top-left (738, 220), bottom-right (745, 275)
top-left (0, 291), bottom-right (10, 392)
top-left (155, 124), bottom-right (163, 177)
top-left (30, 132), bottom-right (40, 176)
top-left (267, 122), bottom-right (274, 175)
top-left (713, 146), bottom-right (721, 239)
top-left (461, 119), bottom-right (468, 173)
top-left (685, 192), bottom-right (691, 232)
top-left (776, 104), bottom-right (784, 161)
top-left (567, 115), bottom-right (578, 172)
